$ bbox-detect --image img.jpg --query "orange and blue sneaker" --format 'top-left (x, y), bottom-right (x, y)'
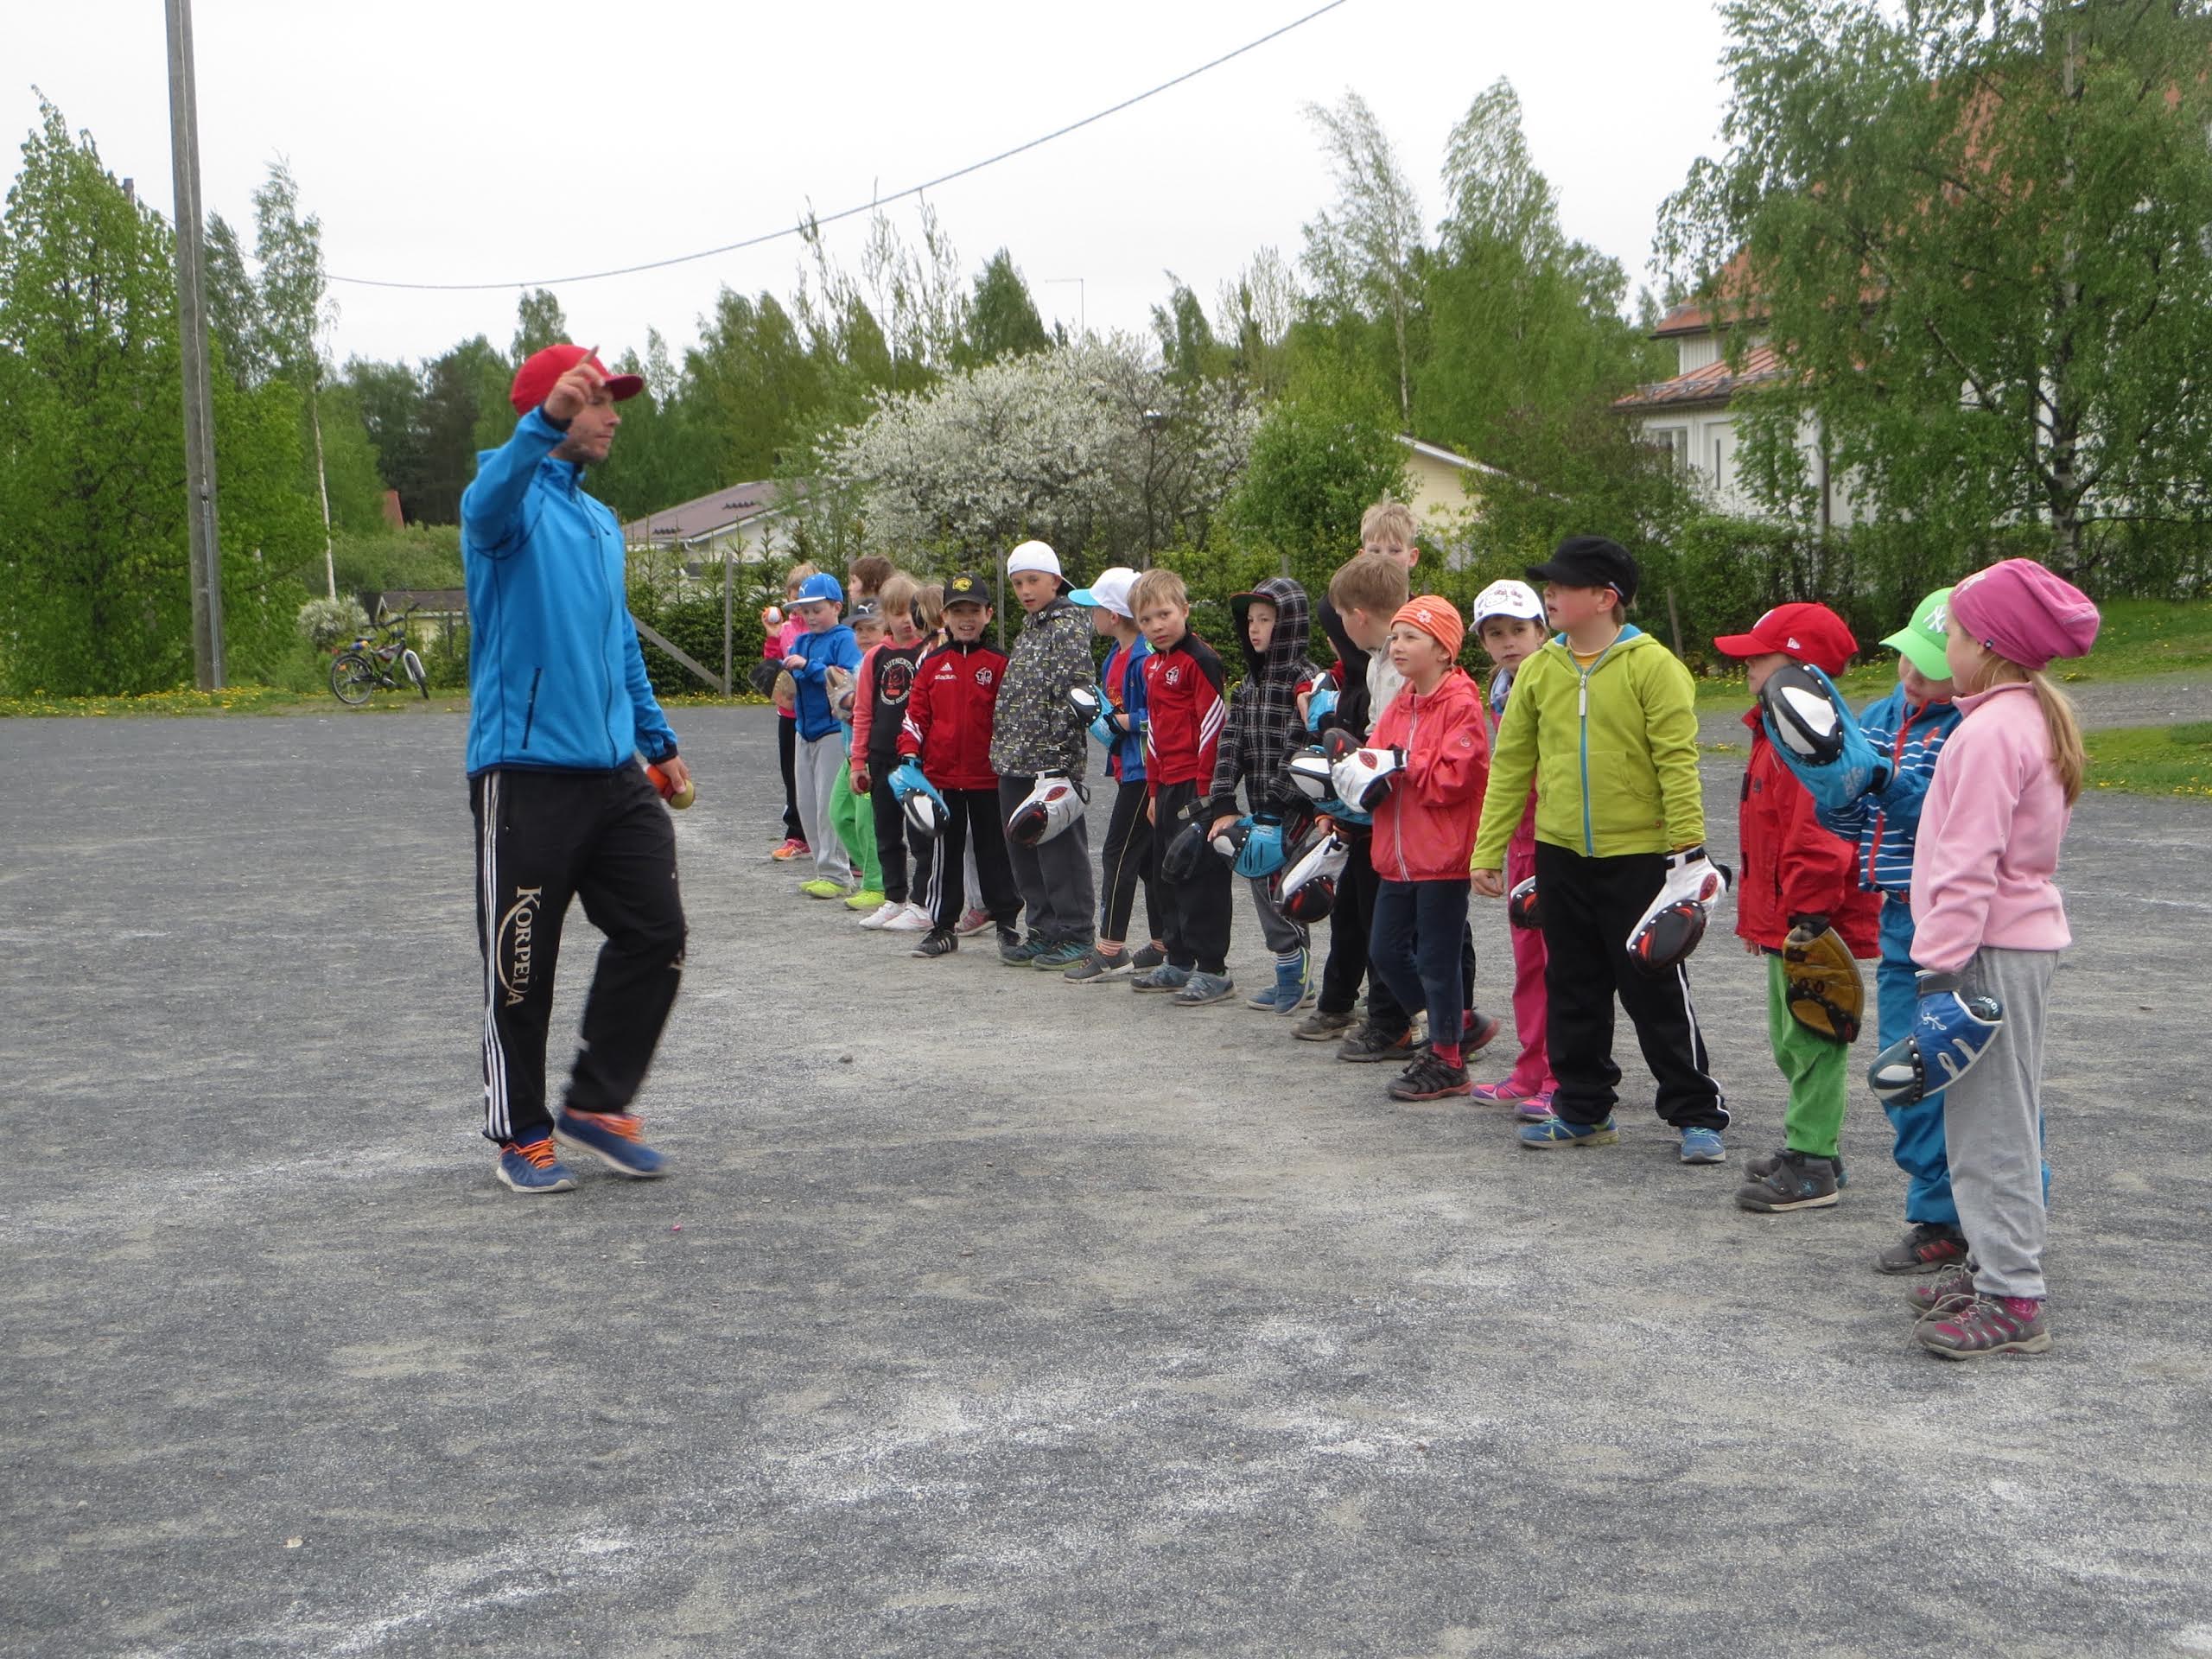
top-left (496, 1135), bottom-right (577, 1194)
top-left (555, 1109), bottom-right (667, 1179)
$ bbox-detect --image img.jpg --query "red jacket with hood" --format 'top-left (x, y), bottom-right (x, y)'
top-left (1367, 667), bottom-right (1491, 882)
top-left (1735, 709), bottom-right (1879, 955)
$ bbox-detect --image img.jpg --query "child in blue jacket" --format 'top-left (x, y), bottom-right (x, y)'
top-left (1801, 590), bottom-right (1972, 1273)
top-left (780, 571), bottom-right (864, 893)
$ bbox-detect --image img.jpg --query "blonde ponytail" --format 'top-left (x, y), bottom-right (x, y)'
top-left (2030, 671), bottom-right (2086, 805)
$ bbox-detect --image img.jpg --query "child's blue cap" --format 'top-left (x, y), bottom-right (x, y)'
top-left (794, 573), bottom-right (844, 606)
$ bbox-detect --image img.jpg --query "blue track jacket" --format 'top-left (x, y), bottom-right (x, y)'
top-left (785, 624), bottom-right (863, 742)
top-left (1813, 683), bottom-right (1962, 894)
top-left (461, 408), bottom-right (677, 777)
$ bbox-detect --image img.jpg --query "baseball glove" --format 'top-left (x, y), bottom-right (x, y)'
top-left (1783, 923), bottom-right (1865, 1045)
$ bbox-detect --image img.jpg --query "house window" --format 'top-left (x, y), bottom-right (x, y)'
top-left (1645, 426), bottom-right (1689, 473)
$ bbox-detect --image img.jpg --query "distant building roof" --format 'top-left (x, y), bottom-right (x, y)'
top-left (1613, 343), bottom-right (1786, 411)
top-left (622, 480), bottom-right (791, 547)
top-left (1396, 434), bottom-right (1515, 480)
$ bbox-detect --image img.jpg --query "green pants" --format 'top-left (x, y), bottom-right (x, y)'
top-left (829, 762), bottom-right (880, 893)
top-left (1768, 952), bottom-right (1849, 1159)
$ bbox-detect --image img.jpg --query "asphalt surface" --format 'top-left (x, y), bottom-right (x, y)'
top-left (6, 695), bottom-right (2212, 1658)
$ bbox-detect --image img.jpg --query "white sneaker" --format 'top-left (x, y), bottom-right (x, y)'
top-left (857, 899), bottom-right (904, 930)
top-left (884, 902), bottom-right (933, 932)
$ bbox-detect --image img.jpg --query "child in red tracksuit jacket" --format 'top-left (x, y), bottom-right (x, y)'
top-left (1361, 596), bottom-right (1491, 1102)
top-left (1713, 603), bottom-right (1880, 1213)
top-left (896, 572), bottom-right (1022, 959)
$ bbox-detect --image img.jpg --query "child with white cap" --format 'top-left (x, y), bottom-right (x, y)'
top-left (1467, 579), bottom-right (1559, 1119)
top-left (989, 541), bottom-right (1098, 969)
top-left (1062, 567), bottom-right (1166, 982)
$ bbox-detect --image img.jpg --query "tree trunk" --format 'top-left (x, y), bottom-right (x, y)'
top-left (310, 383), bottom-right (335, 600)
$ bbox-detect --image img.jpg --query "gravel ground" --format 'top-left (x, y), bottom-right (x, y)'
top-left (5, 696), bottom-right (2212, 1659)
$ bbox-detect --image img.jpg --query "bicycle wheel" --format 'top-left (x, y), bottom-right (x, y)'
top-left (402, 649), bottom-right (429, 698)
top-left (330, 652), bottom-right (377, 706)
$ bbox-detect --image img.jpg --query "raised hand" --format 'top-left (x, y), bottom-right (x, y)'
top-left (543, 346), bottom-right (605, 423)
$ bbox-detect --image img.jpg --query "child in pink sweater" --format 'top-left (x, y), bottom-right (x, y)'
top-left (1904, 559), bottom-right (2099, 1360)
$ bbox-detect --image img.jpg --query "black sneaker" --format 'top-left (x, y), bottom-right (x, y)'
top-left (1877, 1222), bottom-right (1969, 1275)
top-left (1746, 1147), bottom-right (1848, 1189)
top-left (1130, 943), bottom-right (1166, 971)
top-left (1388, 1053), bottom-right (1472, 1101)
top-left (1337, 1020), bottom-right (1414, 1064)
top-left (1000, 931), bottom-right (1045, 966)
top-left (1735, 1149), bottom-right (1841, 1212)
top-left (1292, 1008), bottom-right (1358, 1042)
top-left (910, 928), bottom-right (957, 959)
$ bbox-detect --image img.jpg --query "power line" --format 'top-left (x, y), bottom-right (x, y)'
top-left (327, 0), bottom-right (1351, 293)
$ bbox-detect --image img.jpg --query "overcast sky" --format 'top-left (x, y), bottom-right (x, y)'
top-left (12, 0), bottom-right (1734, 372)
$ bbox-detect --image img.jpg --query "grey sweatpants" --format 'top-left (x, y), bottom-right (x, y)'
top-left (1949, 947), bottom-right (2056, 1300)
top-left (997, 775), bottom-right (1095, 944)
top-left (793, 731), bottom-right (850, 883)
top-left (1248, 872), bottom-right (1306, 956)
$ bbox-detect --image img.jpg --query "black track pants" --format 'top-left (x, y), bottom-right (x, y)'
top-left (1534, 840), bottom-right (1726, 1131)
top-left (471, 766), bottom-right (687, 1146)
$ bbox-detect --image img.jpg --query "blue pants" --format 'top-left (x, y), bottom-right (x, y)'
top-left (1878, 896), bottom-right (1955, 1225)
top-left (1878, 894), bottom-right (2047, 1224)
top-left (1371, 878), bottom-right (1468, 1055)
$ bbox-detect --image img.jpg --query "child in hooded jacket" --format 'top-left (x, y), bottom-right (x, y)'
top-left (1903, 559), bottom-right (2097, 1360)
top-left (1205, 576), bottom-right (1324, 1014)
top-left (1363, 596), bottom-right (1491, 1101)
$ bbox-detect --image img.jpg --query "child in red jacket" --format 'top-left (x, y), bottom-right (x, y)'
top-left (1714, 603), bottom-right (1881, 1212)
top-left (896, 573), bottom-right (1021, 959)
top-left (1354, 595), bottom-right (1491, 1102)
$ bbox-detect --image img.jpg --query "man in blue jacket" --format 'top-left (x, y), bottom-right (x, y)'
top-left (464, 343), bottom-right (690, 1194)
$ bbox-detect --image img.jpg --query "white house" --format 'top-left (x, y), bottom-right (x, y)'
top-left (620, 480), bottom-right (793, 569)
top-left (1614, 296), bottom-right (1863, 531)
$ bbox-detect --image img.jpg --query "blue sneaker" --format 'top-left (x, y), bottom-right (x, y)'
top-left (496, 1135), bottom-right (577, 1194)
top-left (1679, 1127), bottom-right (1727, 1164)
top-left (1131, 963), bottom-right (1192, 994)
top-left (1518, 1116), bottom-right (1620, 1150)
top-left (1173, 970), bottom-right (1236, 1007)
top-left (554, 1109), bottom-right (667, 1179)
top-left (999, 933), bottom-right (1046, 966)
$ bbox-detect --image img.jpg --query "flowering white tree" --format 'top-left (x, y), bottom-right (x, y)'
top-left (823, 335), bottom-right (1257, 569)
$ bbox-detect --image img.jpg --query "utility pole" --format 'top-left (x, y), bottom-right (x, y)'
top-left (166, 0), bottom-right (226, 687)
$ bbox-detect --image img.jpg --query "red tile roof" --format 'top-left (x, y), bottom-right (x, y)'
top-left (1612, 342), bottom-right (1785, 410)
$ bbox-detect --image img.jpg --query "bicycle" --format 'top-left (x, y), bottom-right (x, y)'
top-left (330, 608), bottom-right (430, 706)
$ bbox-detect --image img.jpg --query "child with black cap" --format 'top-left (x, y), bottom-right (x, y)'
top-left (897, 573), bottom-right (1022, 959)
top-left (1471, 535), bottom-right (1727, 1158)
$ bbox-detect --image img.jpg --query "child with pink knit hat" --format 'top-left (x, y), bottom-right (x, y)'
top-left (1900, 558), bottom-right (2099, 1359)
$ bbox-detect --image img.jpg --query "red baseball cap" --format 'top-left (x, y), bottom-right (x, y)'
top-left (509, 344), bottom-right (645, 416)
top-left (1713, 602), bottom-right (1856, 675)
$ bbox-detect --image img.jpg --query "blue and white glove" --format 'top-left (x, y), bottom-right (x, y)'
top-left (1305, 678), bottom-right (1339, 734)
top-left (1761, 663), bottom-right (1884, 811)
top-left (889, 760), bottom-right (944, 811)
top-left (1089, 712), bottom-right (1117, 748)
top-left (1866, 970), bottom-right (2005, 1105)
top-left (1232, 814), bottom-right (1287, 879)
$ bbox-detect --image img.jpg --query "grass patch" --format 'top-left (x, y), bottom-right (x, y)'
top-left (0, 688), bottom-right (468, 718)
top-left (1690, 596), bottom-right (2212, 707)
top-left (2083, 722), bottom-right (2212, 798)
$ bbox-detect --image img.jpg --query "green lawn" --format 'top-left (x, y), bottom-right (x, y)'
top-left (2083, 721), bottom-right (2212, 799)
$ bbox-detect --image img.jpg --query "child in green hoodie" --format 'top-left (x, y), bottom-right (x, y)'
top-left (1471, 536), bottom-right (1729, 1161)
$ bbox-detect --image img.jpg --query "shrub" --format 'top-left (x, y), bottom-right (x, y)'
top-left (296, 596), bottom-right (370, 651)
